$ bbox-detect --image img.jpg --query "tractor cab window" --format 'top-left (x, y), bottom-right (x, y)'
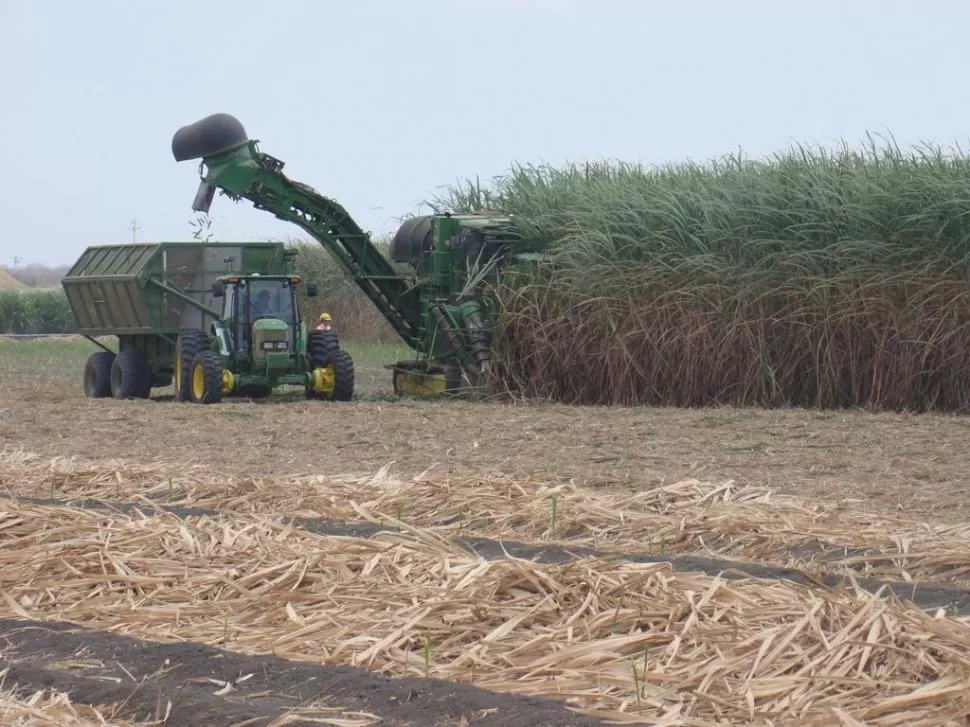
top-left (247, 279), bottom-right (295, 323)
top-left (222, 283), bottom-right (237, 321)
top-left (224, 278), bottom-right (299, 354)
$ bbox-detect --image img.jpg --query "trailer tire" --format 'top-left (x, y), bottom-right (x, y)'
top-left (189, 351), bottom-right (224, 404)
top-left (110, 351), bottom-right (152, 399)
top-left (83, 351), bottom-right (115, 398)
top-left (174, 331), bottom-right (210, 402)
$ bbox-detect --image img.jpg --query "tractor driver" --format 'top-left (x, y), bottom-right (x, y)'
top-left (251, 289), bottom-right (274, 318)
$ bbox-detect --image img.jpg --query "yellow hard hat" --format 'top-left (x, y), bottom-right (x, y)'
top-left (319, 312), bottom-right (332, 322)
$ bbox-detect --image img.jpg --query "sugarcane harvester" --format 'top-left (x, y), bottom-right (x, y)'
top-left (171, 113), bottom-right (548, 395)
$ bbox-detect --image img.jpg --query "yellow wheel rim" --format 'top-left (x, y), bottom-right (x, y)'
top-left (311, 365), bottom-right (336, 395)
top-left (192, 362), bottom-right (205, 400)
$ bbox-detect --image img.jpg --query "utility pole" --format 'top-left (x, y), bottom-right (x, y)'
top-left (12, 256), bottom-right (20, 268)
top-left (130, 219), bottom-right (140, 243)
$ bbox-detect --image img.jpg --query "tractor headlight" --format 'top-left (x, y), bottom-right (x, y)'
top-left (261, 341), bottom-right (275, 351)
top-left (276, 341), bottom-right (288, 350)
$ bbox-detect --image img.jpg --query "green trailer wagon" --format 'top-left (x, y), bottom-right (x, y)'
top-left (62, 240), bottom-right (354, 403)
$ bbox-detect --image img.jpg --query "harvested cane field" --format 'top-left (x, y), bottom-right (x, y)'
top-left (435, 138), bottom-right (970, 412)
top-left (4, 339), bottom-right (970, 724)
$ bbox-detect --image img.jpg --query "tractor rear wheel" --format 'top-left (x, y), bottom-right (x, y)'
top-left (174, 331), bottom-right (209, 402)
top-left (83, 351), bottom-right (115, 398)
top-left (330, 349), bottom-right (354, 401)
top-left (189, 351), bottom-right (224, 404)
top-left (110, 351), bottom-right (152, 399)
top-left (308, 330), bottom-right (340, 365)
top-left (307, 348), bottom-right (355, 401)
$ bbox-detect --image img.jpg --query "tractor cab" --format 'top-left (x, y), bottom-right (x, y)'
top-left (209, 273), bottom-right (317, 370)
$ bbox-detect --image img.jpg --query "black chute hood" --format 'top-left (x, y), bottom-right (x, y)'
top-left (172, 113), bottom-right (248, 162)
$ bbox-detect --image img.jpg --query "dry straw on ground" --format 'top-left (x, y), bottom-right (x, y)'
top-left (0, 680), bottom-right (162, 726)
top-left (3, 493), bottom-right (970, 724)
top-left (0, 679), bottom-right (375, 727)
top-left (3, 450), bottom-right (970, 586)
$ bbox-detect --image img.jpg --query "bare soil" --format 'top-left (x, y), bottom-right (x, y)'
top-left (0, 618), bottom-right (602, 727)
top-left (4, 379), bottom-right (970, 523)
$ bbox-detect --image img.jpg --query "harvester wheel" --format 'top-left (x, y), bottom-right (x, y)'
top-left (83, 351), bottom-right (115, 398)
top-left (174, 330), bottom-right (209, 402)
top-left (189, 351), bottom-right (224, 404)
top-left (440, 362), bottom-right (463, 394)
top-left (109, 351), bottom-right (152, 400)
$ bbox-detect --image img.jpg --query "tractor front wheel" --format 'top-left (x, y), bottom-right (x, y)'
top-left (189, 351), bottom-right (224, 404)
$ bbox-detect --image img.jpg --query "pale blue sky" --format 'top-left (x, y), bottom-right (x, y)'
top-left (2, 0), bottom-right (967, 265)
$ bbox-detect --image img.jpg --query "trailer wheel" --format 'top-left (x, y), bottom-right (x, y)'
top-left (83, 351), bottom-right (115, 398)
top-left (189, 351), bottom-right (224, 404)
top-left (110, 351), bottom-right (152, 399)
top-left (174, 331), bottom-right (209, 402)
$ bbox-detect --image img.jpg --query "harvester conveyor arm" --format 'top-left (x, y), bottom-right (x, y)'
top-left (171, 114), bottom-right (423, 349)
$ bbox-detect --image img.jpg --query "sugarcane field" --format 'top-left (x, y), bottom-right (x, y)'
top-left (6, 3), bottom-right (970, 726)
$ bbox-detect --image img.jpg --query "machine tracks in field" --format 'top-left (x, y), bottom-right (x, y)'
top-left (0, 617), bottom-right (604, 727)
top-left (17, 494), bottom-right (970, 616)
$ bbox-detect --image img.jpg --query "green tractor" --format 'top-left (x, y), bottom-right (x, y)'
top-left (175, 271), bottom-right (354, 404)
top-left (62, 241), bottom-right (354, 404)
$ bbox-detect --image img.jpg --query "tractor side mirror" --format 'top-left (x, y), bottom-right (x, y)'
top-left (211, 281), bottom-right (225, 297)
top-left (306, 281), bottom-right (319, 298)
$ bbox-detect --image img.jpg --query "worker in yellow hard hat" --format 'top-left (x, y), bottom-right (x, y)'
top-left (313, 312), bottom-right (333, 331)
